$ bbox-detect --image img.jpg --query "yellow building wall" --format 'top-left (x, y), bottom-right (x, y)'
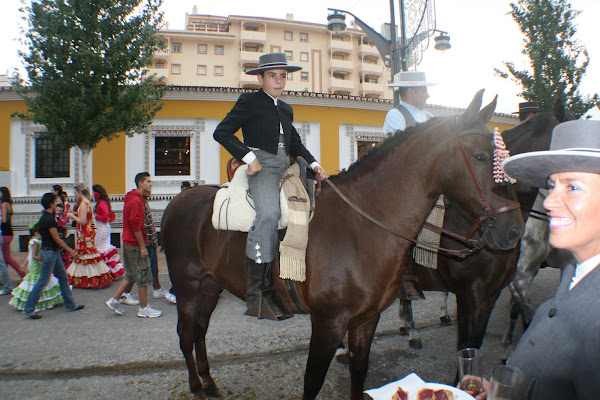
top-left (0, 101), bottom-right (27, 171)
top-left (1, 95), bottom-right (517, 189)
top-left (93, 134), bottom-right (127, 194)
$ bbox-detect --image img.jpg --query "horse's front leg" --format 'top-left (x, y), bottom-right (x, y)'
top-left (439, 292), bottom-right (452, 325)
top-left (194, 275), bottom-right (223, 397)
top-left (303, 317), bottom-right (347, 400)
top-left (455, 288), bottom-right (499, 351)
top-left (348, 313), bottom-right (381, 400)
top-left (398, 299), bottom-right (422, 349)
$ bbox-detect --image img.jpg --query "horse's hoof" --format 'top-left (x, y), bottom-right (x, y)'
top-left (409, 338), bottom-right (423, 349)
top-left (335, 348), bottom-right (351, 365)
top-left (399, 327), bottom-right (409, 336)
top-left (440, 315), bottom-right (452, 325)
top-left (203, 384), bottom-right (220, 398)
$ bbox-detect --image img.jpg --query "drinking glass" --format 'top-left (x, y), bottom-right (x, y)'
top-left (488, 365), bottom-right (525, 400)
top-left (457, 348), bottom-right (483, 396)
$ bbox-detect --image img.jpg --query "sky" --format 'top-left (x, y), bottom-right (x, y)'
top-left (2, 0), bottom-right (599, 118)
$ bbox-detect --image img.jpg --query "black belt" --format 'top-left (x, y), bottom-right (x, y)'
top-left (41, 246), bottom-right (59, 251)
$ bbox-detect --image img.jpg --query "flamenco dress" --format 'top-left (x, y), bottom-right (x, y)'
top-left (94, 200), bottom-right (124, 278)
top-left (66, 199), bottom-right (114, 288)
top-left (55, 201), bottom-right (73, 269)
top-left (9, 238), bottom-right (63, 311)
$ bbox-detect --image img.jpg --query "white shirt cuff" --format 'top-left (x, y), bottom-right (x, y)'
top-left (310, 162), bottom-right (321, 170)
top-left (242, 151), bottom-right (256, 165)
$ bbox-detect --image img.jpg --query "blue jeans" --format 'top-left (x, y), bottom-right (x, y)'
top-left (24, 249), bottom-right (76, 314)
top-left (0, 235), bottom-right (14, 292)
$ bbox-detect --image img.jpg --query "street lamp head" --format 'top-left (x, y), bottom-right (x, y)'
top-left (434, 32), bottom-right (451, 51)
top-left (327, 11), bottom-right (347, 32)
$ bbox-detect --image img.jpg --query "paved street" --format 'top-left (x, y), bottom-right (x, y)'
top-left (0, 250), bottom-right (561, 399)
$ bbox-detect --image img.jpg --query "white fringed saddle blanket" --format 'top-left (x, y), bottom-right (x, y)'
top-left (413, 195), bottom-right (446, 269)
top-left (212, 164), bottom-right (290, 232)
top-left (211, 163), bottom-right (311, 282)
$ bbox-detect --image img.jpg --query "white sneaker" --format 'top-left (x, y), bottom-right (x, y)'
top-left (152, 287), bottom-right (167, 299)
top-left (119, 292), bottom-right (140, 306)
top-left (137, 305), bottom-right (162, 318)
top-left (105, 298), bottom-right (124, 315)
top-left (165, 292), bottom-right (177, 304)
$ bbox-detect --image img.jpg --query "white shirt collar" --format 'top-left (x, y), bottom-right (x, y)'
top-left (570, 252), bottom-right (600, 290)
top-left (264, 91), bottom-right (278, 106)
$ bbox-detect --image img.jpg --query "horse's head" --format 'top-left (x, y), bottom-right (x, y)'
top-left (438, 89), bottom-right (524, 251)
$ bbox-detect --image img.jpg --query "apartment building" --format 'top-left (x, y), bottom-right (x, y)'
top-left (147, 9), bottom-right (391, 99)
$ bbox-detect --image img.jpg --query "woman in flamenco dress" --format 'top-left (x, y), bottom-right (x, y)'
top-left (66, 184), bottom-right (114, 288)
top-left (9, 222), bottom-right (63, 311)
top-left (92, 184), bottom-right (124, 279)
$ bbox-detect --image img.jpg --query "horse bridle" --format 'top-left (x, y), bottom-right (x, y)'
top-left (324, 119), bottom-right (521, 258)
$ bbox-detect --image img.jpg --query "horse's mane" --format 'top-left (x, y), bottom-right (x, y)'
top-left (502, 113), bottom-right (554, 151)
top-left (332, 116), bottom-right (445, 179)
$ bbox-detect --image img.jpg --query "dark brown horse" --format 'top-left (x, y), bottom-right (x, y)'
top-left (396, 100), bottom-right (573, 354)
top-left (161, 90), bottom-right (524, 400)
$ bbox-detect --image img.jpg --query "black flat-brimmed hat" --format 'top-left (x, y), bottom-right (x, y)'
top-left (512, 101), bottom-right (540, 115)
top-left (245, 53), bottom-right (302, 75)
top-left (502, 120), bottom-right (600, 188)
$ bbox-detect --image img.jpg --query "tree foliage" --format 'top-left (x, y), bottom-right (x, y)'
top-left (495, 0), bottom-right (598, 118)
top-left (12, 0), bottom-right (168, 155)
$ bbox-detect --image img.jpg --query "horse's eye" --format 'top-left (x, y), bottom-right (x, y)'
top-left (474, 153), bottom-right (486, 162)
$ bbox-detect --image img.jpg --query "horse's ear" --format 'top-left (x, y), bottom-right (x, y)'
top-left (458, 89), bottom-right (485, 129)
top-left (554, 97), bottom-right (576, 122)
top-left (478, 94), bottom-right (497, 125)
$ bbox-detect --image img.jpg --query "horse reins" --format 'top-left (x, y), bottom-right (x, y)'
top-left (324, 120), bottom-right (520, 259)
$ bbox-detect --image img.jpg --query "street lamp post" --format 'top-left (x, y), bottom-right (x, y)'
top-left (327, 1), bottom-right (450, 107)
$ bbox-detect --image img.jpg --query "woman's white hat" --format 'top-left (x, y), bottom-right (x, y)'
top-left (502, 120), bottom-right (600, 188)
top-left (388, 71), bottom-right (436, 87)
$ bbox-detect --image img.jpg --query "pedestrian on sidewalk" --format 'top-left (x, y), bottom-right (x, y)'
top-left (10, 221), bottom-right (63, 311)
top-left (0, 233), bottom-right (14, 295)
top-left (144, 193), bottom-right (166, 299)
top-left (105, 172), bottom-right (161, 318)
top-left (1, 187), bottom-right (27, 278)
top-left (23, 192), bottom-right (84, 319)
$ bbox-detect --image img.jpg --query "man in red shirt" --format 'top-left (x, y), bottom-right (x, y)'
top-left (105, 172), bottom-right (162, 318)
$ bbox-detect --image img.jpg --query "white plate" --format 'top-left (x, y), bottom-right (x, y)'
top-left (364, 373), bottom-right (476, 400)
top-left (415, 383), bottom-right (476, 400)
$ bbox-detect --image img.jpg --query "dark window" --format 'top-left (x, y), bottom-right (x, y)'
top-left (357, 140), bottom-right (380, 159)
top-left (35, 138), bottom-right (70, 178)
top-left (155, 136), bottom-right (191, 176)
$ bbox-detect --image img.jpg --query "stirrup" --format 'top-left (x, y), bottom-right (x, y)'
top-left (244, 294), bottom-right (280, 321)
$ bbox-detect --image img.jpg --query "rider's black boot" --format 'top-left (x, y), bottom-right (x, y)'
top-left (244, 259), bottom-right (293, 321)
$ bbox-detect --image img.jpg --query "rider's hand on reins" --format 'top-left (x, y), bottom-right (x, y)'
top-left (314, 166), bottom-right (328, 180)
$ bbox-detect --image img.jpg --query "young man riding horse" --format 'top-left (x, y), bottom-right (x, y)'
top-left (213, 53), bottom-right (328, 320)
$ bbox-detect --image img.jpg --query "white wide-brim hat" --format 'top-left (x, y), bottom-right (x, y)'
top-left (388, 71), bottom-right (436, 87)
top-left (245, 53), bottom-right (302, 75)
top-left (502, 120), bottom-right (600, 188)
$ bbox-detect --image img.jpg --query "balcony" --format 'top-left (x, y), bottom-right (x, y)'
top-left (240, 50), bottom-right (262, 64)
top-left (359, 43), bottom-right (380, 58)
top-left (360, 82), bottom-right (386, 97)
top-left (240, 72), bottom-right (261, 88)
top-left (328, 39), bottom-right (353, 54)
top-left (329, 59), bottom-right (354, 74)
top-left (240, 29), bottom-right (267, 44)
top-left (328, 77), bottom-right (355, 92)
top-left (359, 62), bottom-right (384, 77)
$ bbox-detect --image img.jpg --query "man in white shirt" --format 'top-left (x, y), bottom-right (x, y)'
top-left (383, 71), bottom-right (435, 135)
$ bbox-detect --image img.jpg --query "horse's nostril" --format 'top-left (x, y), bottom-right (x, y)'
top-left (508, 226), bottom-right (522, 242)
